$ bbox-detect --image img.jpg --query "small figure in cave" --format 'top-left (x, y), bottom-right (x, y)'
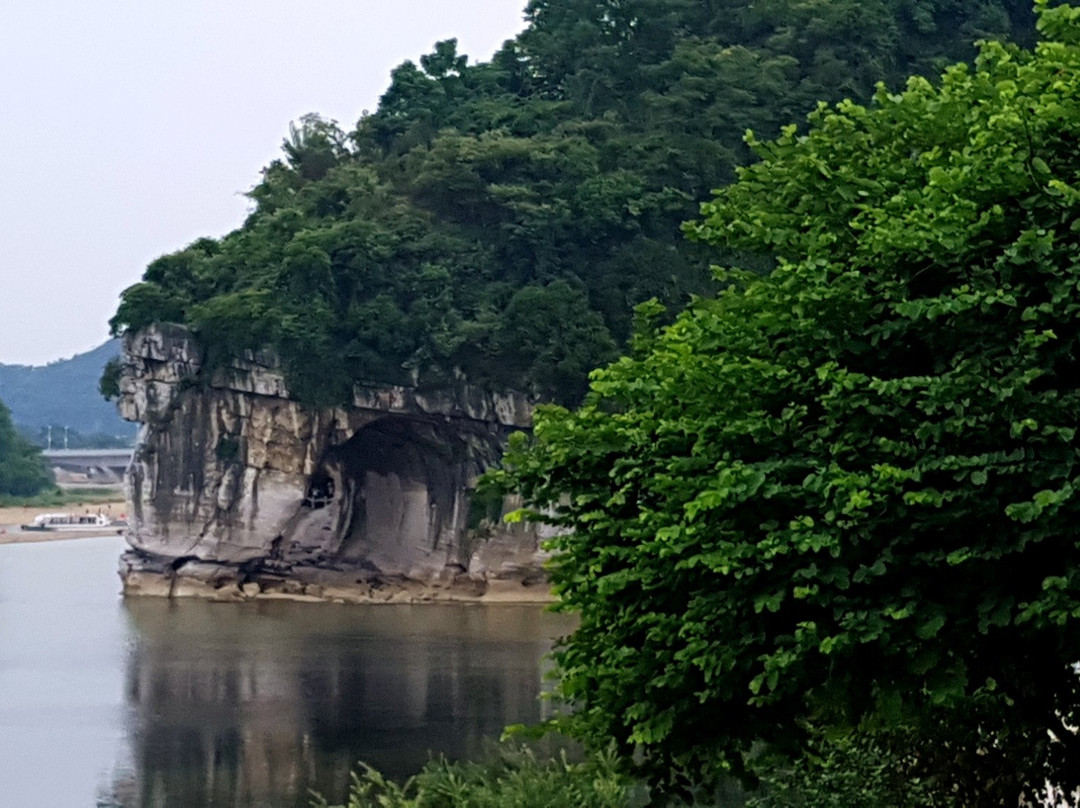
top-left (302, 473), bottom-right (335, 509)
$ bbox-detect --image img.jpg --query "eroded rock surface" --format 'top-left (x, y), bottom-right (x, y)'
top-left (117, 324), bottom-right (550, 602)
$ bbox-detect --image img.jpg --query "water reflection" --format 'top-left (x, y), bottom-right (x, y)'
top-left (109, 600), bottom-right (574, 808)
top-left (0, 537), bottom-right (571, 808)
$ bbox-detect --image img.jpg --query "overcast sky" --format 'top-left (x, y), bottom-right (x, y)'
top-left (0, 1), bottom-right (528, 366)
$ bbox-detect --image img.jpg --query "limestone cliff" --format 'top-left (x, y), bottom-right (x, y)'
top-left (116, 324), bottom-right (551, 602)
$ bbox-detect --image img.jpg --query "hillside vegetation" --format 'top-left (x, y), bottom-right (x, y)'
top-left (108, 0), bottom-right (1035, 405)
top-left (0, 340), bottom-right (135, 444)
top-left (0, 398), bottom-right (51, 497)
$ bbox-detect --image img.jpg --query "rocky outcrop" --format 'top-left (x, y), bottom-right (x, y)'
top-left (116, 324), bottom-right (552, 602)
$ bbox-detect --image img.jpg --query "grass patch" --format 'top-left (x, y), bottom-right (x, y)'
top-left (0, 487), bottom-right (124, 509)
top-left (310, 745), bottom-right (756, 808)
top-left (311, 746), bottom-right (644, 808)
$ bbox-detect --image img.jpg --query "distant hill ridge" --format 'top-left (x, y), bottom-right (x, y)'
top-left (0, 340), bottom-right (135, 441)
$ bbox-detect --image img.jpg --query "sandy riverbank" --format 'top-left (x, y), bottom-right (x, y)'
top-left (0, 500), bottom-right (127, 544)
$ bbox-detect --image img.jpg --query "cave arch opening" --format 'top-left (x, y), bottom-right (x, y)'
top-left (321, 418), bottom-right (470, 571)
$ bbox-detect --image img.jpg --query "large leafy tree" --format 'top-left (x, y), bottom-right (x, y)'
top-left (0, 398), bottom-right (51, 497)
top-left (498, 2), bottom-right (1080, 801)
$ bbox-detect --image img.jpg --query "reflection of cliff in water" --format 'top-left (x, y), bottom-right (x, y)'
top-left (104, 600), bottom-right (574, 808)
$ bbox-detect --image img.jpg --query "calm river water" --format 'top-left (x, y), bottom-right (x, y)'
top-left (0, 536), bottom-right (575, 807)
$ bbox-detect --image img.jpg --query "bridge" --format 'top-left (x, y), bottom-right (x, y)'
top-left (42, 449), bottom-right (133, 483)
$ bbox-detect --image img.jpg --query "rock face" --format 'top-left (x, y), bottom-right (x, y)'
top-left (116, 324), bottom-right (551, 602)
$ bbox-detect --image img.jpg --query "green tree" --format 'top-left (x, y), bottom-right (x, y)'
top-left (497, 3), bottom-right (1080, 802)
top-left (496, 281), bottom-right (619, 403)
top-left (0, 398), bottom-right (51, 496)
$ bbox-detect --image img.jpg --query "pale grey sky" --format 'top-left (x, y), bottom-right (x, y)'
top-left (0, 1), bottom-right (528, 366)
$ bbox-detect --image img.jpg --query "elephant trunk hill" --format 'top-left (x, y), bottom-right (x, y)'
top-left (116, 324), bottom-right (550, 603)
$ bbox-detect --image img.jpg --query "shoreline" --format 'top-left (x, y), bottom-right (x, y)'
top-left (0, 521), bottom-right (556, 605)
top-left (0, 526), bottom-right (125, 545)
top-left (1, 502), bottom-right (556, 605)
top-left (121, 569), bottom-right (557, 605)
top-left (120, 548), bottom-right (556, 605)
top-left (121, 550), bottom-right (556, 605)
top-left (0, 500), bottom-right (127, 545)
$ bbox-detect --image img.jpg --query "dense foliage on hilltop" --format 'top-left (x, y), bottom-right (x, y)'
top-left (497, 2), bottom-right (1080, 802)
top-left (0, 398), bottom-right (51, 496)
top-left (109, 0), bottom-right (1034, 404)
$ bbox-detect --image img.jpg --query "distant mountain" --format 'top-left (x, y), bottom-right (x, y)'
top-left (0, 340), bottom-right (136, 442)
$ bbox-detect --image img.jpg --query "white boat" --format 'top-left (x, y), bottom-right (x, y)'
top-left (20, 512), bottom-right (124, 533)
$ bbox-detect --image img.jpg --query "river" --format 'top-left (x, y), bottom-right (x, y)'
top-left (0, 535), bottom-right (575, 807)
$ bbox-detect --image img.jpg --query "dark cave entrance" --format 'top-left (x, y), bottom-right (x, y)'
top-left (322, 418), bottom-right (465, 568)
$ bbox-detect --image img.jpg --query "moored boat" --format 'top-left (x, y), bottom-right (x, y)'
top-left (20, 513), bottom-right (123, 534)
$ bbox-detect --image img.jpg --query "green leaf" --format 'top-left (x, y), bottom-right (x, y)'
top-left (916, 614), bottom-right (946, 640)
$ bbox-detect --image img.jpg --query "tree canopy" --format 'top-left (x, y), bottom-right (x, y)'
top-left (0, 398), bottom-right (51, 497)
top-left (497, 2), bottom-right (1080, 801)
top-left (108, 0), bottom-right (1034, 405)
